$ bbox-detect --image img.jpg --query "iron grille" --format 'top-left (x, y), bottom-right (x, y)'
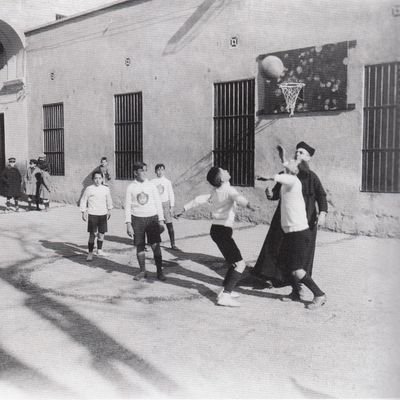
top-left (114, 92), bottom-right (143, 180)
top-left (362, 62), bottom-right (400, 192)
top-left (43, 103), bottom-right (64, 176)
top-left (213, 78), bottom-right (255, 186)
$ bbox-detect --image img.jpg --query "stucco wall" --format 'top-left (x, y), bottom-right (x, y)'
top-left (25, 0), bottom-right (400, 236)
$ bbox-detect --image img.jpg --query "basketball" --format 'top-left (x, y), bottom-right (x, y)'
top-left (260, 55), bottom-right (285, 79)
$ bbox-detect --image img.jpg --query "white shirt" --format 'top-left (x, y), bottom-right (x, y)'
top-left (183, 182), bottom-right (248, 227)
top-left (151, 176), bottom-right (175, 206)
top-left (79, 184), bottom-right (113, 215)
top-left (125, 179), bottom-right (164, 222)
top-left (274, 173), bottom-right (308, 233)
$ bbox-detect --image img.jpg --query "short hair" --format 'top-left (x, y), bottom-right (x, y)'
top-left (100, 156), bottom-right (108, 161)
top-left (92, 169), bottom-right (103, 180)
top-left (155, 163), bottom-right (165, 171)
top-left (29, 159), bottom-right (38, 165)
top-left (206, 166), bottom-right (222, 187)
top-left (133, 161), bottom-right (147, 172)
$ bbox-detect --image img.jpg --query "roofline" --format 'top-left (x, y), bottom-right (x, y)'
top-left (25, 0), bottom-right (145, 36)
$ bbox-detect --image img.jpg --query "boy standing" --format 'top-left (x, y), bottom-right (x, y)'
top-left (80, 170), bottom-right (113, 261)
top-left (125, 162), bottom-right (166, 281)
top-left (0, 157), bottom-right (22, 212)
top-left (176, 167), bottom-right (255, 307)
top-left (98, 157), bottom-right (111, 186)
top-left (266, 159), bottom-right (327, 309)
top-left (151, 163), bottom-right (178, 250)
top-left (24, 159), bottom-right (40, 210)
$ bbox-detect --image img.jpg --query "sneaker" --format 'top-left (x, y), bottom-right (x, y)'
top-left (307, 294), bottom-right (327, 310)
top-left (134, 271), bottom-right (148, 281)
top-left (96, 249), bottom-right (109, 257)
top-left (157, 272), bottom-right (167, 281)
top-left (217, 292), bottom-right (241, 307)
top-left (86, 253), bottom-right (94, 261)
top-left (217, 288), bottom-right (240, 299)
top-left (281, 291), bottom-right (301, 302)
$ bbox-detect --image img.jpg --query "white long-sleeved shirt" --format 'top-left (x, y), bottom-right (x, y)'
top-left (151, 176), bottom-right (175, 206)
top-left (79, 184), bottom-right (113, 215)
top-left (274, 173), bottom-right (308, 233)
top-left (125, 179), bottom-right (164, 222)
top-left (183, 182), bottom-right (248, 227)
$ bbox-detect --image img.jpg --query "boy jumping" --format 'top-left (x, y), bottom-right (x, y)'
top-left (125, 162), bottom-right (166, 281)
top-left (80, 170), bottom-right (113, 261)
top-left (176, 167), bottom-right (255, 307)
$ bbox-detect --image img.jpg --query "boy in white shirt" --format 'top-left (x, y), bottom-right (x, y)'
top-left (151, 163), bottom-right (178, 250)
top-left (176, 167), bottom-right (255, 307)
top-left (265, 159), bottom-right (326, 310)
top-left (80, 170), bottom-right (113, 261)
top-left (125, 162), bottom-right (166, 281)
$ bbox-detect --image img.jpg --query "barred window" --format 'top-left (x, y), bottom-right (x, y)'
top-left (43, 103), bottom-right (64, 176)
top-left (362, 62), bottom-right (400, 192)
top-left (114, 92), bottom-right (143, 180)
top-left (213, 79), bottom-right (255, 186)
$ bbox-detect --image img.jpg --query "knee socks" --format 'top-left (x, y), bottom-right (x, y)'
top-left (88, 242), bottom-right (94, 253)
top-left (166, 223), bottom-right (175, 246)
top-left (97, 240), bottom-right (103, 250)
top-left (224, 268), bottom-right (242, 293)
top-left (299, 273), bottom-right (324, 297)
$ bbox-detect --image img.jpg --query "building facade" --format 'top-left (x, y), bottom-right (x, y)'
top-left (24, 0), bottom-right (400, 236)
top-left (0, 0), bottom-right (114, 172)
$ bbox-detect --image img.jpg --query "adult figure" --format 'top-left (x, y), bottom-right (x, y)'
top-left (252, 141), bottom-right (328, 299)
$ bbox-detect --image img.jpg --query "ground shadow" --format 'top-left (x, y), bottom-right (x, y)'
top-left (0, 264), bottom-right (182, 397)
top-left (0, 346), bottom-right (77, 398)
top-left (163, 248), bottom-right (284, 301)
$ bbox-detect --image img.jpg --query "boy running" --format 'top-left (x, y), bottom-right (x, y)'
top-left (125, 162), bottom-right (166, 281)
top-left (176, 167), bottom-right (255, 307)
top-left (151, 163), bottom-right (178, 250)
top-left (80, 170), bottom-right (113, 261)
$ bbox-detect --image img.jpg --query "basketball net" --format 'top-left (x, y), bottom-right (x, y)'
top-left (278, 82), bottom-right (305, 117)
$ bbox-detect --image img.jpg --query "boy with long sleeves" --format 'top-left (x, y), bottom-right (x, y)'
top-left (80, 170), bottom-right (113, 261)
top-left (268, 159), bottom-right (327, 309)
top-left (125, 162), bottom-right (166, 281)
top-left (176, 167), bottom-right (255, 307)
top-left (151, 163), bottom-right (178, 249)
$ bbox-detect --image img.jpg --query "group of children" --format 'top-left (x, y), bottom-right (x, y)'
top-left (0, 155), bottom-right (52, 213)
top-left (80, 151), bottom-right (326, 310)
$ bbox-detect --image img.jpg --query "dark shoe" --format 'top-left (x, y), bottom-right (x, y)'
top-left (281, 291), bottom-right (301, 302)
top-left (134, 271), bottom-right (147, 281)
top-left (307, 294), bottom-right (327, 310)
top-left (253, 279), bottom-right (273, 290)
top-left (171, 245), bottom-right (180, 251)
top-left (157, 272), bottom-right (167, 281)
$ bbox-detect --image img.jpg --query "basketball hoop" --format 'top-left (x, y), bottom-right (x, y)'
top-left (279, 82), bottom-right (305, 117)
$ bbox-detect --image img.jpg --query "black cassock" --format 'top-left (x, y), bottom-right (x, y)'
top-left (252, 167), bottom-right (327, 286)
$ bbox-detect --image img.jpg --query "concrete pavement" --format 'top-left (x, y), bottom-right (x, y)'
top-left (0, 202), bottom-right (399, 399)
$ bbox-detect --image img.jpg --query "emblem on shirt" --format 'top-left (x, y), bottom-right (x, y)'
top-left (137, 191), bottom-right (149, 205)
top-left (157, 184), bottom-right (165, 195)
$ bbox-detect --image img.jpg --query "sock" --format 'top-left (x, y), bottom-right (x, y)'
top-left (15, 199), bottom-right (19, 208)
top-left (88, 242), bottom-right (94, 253)
top-left (166, 223), bottom-right (175, 246)
top-left (6, 200), bottom-right (11, 208)
top-left (97, 240), bottom-right (103, 250)
top-left (300, 274), bottom-right (324, 297)
top-left (154, 255), bottom-right (163, 274)
top-left (224, 270), bottom-right (242, 293)
top-left (222, 265), bottom-right (235, 287)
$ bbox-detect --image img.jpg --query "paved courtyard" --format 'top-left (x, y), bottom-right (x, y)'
top-left (0, 203), bottom-right (399, 399)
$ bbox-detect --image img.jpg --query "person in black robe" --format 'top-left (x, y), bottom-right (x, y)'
top-left (251, 141), bottom-right (328, 296)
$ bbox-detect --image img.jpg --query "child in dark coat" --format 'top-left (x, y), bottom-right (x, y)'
top-left (0, 157), bottom-right (22, 213)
